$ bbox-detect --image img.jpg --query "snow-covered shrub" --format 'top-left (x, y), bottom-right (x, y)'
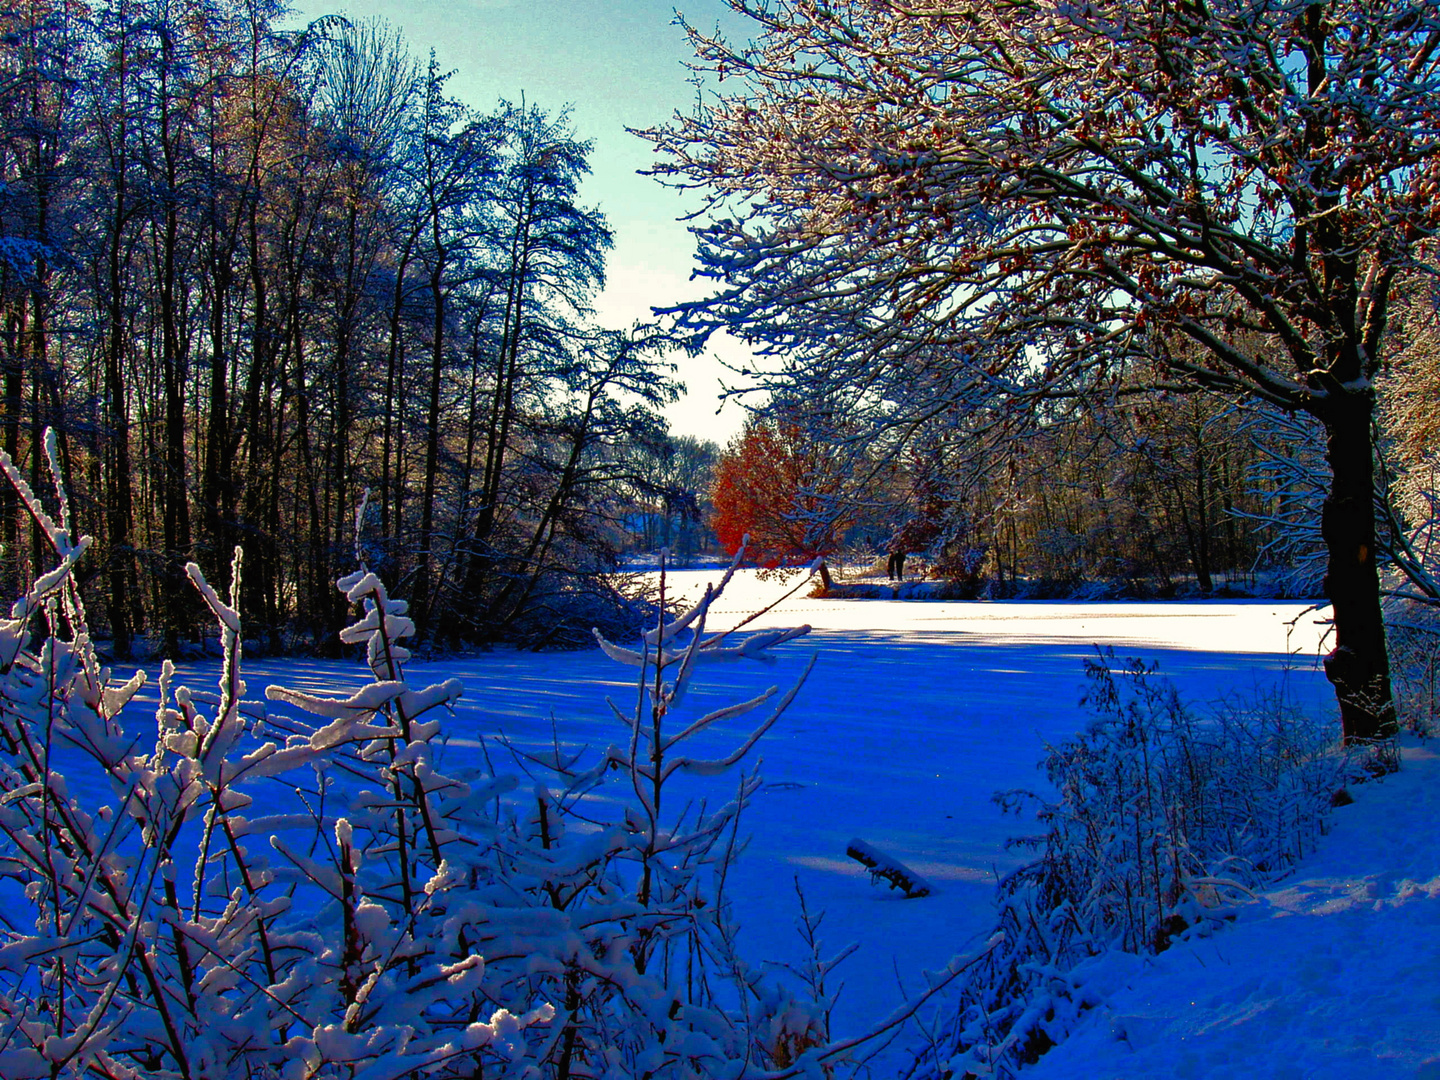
top-left (0, 439), bottom-right (836, 1079)
top-left (511, 550), bottom-right (849, 1077)
top-left (1386, 597), bottom-right (1440, 734)
top-left (0, 451), bottom-right (553, 1078)
top-left (910, 650), bottom-right (1344, 1079)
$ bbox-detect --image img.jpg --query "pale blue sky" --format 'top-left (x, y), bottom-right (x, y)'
top-left (285, 0), bottom-right (755, 443)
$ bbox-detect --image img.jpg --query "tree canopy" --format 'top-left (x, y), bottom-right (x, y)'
top-left (711, 417), bottom-right (846, 583)
top-left (0, 1), bottom-right (676, 655)
top-left (645, 0), bottom-right (1440, 747)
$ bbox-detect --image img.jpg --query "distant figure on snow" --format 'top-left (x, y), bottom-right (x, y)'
top-left (887, 549), bottom-right (906, 580)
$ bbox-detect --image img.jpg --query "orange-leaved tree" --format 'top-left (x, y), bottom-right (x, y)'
top-left (711, 418), bottom-right (847, 588)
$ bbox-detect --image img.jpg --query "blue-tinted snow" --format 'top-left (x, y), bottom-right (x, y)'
top-left (117, 568), bottom-right (1380, 1074)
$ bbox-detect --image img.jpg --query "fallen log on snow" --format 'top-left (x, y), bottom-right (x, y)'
top-left (846, 837), bottom-right (932, 898)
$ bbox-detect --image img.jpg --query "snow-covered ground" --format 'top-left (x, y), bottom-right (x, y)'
top-left (158, 566), bottom-right (1436, 1075)
top-left (1025, 736), bottom-right (1440, 1078)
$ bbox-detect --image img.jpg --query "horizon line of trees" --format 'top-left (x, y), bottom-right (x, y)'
top-left (705, 346), bottom-right (1440, 606)
top-left (706, 392), bottom-right (1329, 598)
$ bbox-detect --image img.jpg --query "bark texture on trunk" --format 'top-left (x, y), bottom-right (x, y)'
top-left (1319, 392), bottom-right (1396, 749)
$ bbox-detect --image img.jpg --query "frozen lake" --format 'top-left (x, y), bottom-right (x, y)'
top-left (136, 567), bottom-right (1338, 1057)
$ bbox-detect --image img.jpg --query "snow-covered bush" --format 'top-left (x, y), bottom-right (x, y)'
top-left (909, 651), bottom-right (1344, 1079)
top-left (0, 449), bottom-right (554, 1078)
top-left (480, 551), bottom-right (838, 1078)
top-left (1386, 598), bottom-right (1440, 734)
top-left (0, 438), bottom-right (835, 1079)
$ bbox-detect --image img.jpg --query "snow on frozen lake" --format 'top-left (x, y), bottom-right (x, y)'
top-left (150, 568), bottom-right (1340, 1060)
top-left (631, 571), bottom-right (1338, 1036)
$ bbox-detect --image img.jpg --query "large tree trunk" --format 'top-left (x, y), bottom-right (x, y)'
top-left (1319, 391), bottom-right (1396, 749)
top-left (157, 35), bottom-right (191, 658)
top-left (201, 251), bottom-right (234, 585)
top-left (105, 168), bottom-right (136, 659)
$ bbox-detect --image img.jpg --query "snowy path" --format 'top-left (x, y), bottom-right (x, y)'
top-left (1025, 738), bottom-right (1440, 1079)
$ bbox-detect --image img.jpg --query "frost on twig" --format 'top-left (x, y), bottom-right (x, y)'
top-left (0, 463), bottom-right (553, 1079)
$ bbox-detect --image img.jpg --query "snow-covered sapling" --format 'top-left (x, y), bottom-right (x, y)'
top-left (0, 458), bottom-right (552, 1079)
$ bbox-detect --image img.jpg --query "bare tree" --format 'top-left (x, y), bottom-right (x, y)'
top-left (0, 1), bottom-right (679, 654)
